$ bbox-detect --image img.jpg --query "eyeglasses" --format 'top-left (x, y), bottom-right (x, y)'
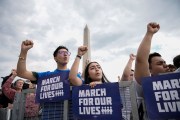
top-left (58, 51), bottom-right (71, 56)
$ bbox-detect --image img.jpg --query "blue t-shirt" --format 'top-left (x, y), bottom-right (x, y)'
top-left (32, 69), bottom-right (82, 84)
top-left (33, 69), bottom-right (82, 120)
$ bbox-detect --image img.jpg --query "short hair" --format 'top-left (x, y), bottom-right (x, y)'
top-left (14, 79), bottom-right (24, 87)
top-left (53, 46), bottom-right (69, 57)
top-left (148, 52), bottom-right (161, 64)
top-left (173, 54), bottom-right (180, 68)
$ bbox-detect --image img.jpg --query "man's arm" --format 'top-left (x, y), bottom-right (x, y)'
top-left (17, 40), bottom-right (37, 81)
top-left (135, 22), bottom-right (160, 85)
top-left (69, 46), bottom-right (88, 86)
top-left (121, 54), bottom-right (136, 81)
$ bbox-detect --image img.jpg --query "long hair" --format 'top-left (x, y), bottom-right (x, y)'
top-left (84, 62), bottom-right (109, 84)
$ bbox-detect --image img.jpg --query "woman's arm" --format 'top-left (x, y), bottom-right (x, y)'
top-left (69, 46), bottom-right (88, 86)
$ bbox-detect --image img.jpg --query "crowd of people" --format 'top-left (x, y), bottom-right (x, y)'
top-left (0, 69), bottom-right (40, 118)
top-left (0, 22), bottom-right (180, 120)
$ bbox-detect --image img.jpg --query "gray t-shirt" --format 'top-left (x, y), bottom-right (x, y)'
top-left (134, 80), bottom-right (144, 108)
top-left (175, 67), bottom-right (180, 72)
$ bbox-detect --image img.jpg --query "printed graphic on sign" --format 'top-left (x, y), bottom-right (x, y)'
top-left (72, 82), bottom-right (122, 120)
top-left (142, 72), bottom-right (180, 120)
top-left (35, 72), bottom-right (70, 103)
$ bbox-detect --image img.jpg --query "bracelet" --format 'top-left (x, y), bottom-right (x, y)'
top-left (18, 56), bottom-right (25, 60)
top-left (76, 55), bottom-right (82, 59)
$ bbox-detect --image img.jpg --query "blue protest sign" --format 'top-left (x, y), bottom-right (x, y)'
top-left (142, 72), bottom-right (180, 120)
top-left (35, 72), bottom-right (70, 103)
top-left (72, 82), bottom-right (122, 120)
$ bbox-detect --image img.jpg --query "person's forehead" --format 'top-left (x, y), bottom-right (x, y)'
top-left (58, 48), bottom-right (68, 52)
top-left (151, 56), bottom-right (165, 63)
top-left (89, 63), bottom-right (100, 67)
top-left (17, 80), bottom-right (24, 83)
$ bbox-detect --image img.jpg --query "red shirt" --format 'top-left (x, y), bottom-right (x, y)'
top-left (2, 77), bottom-right (16, 101)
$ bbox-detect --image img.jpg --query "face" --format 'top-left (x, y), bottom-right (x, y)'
top-left (88, 62), bottom-right (103, 82)
top-left (168, 64), bottom-right (176, 72)
top-left (150, 56), bottom-right (169, 75)
top-left (54, 49), bottom-right (70, 65)
top-left (29, 83), bottom-right (36, 89)
top-left (15, 80), bottom-right (24, 90)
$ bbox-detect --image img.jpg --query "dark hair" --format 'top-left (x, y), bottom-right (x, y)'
top-left (22, 82), bottom-right (29, 89)
top-left (0, 93), bottom-right (13, 108)
top-left (53, 46), bottom-right (69, 57)
top-left (148, 52), bottom-right (161, 64)
top-left (1, 73), bottom-right (12, 87)
top-left (84, 62), bottom-right (109, 84)
top-left (0, 73), bottom-right (13, 108)
top-left (173, 54), bottom-right (180, 68)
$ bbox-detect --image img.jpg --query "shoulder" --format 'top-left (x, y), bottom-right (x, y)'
top-left (36, 69), bottom-right (72, 79)
top-left (35, 70), bottom-right (55, 78)
top-left (175, 68), bottom-right (180, 72)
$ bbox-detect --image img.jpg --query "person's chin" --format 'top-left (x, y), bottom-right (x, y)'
top-left (94, 78), bottom-right (101, 81)
top-left (64, 60), bottom-right (69, 64)
top-left (62, 62), bottom-right (68, 66)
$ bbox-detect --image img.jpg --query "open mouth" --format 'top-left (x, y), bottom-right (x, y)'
top-left (96, 73), bottom-right (101, 76)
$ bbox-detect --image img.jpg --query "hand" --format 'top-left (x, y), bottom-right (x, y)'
top-left (21, 40), bottom-right (34, 52)
top-left (147, 22), bottom-right (160, 34)
top-left (129, 54), bottom-right (136, 61)
top-left (89, 82), bottom-right (97, 88)
top-left (29, 83), bottom-right (34, 89)
top-left (89, 81), bottom-right (102, 88)
top-left (11, 69), bottom-right (17, 77)
top-left (77, 46), bottom-right (88, 56)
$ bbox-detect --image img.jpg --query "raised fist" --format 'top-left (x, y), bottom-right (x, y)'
top-left (147, 22), bottom-right (160, 34)
top-left (77, 46), bottom-right (88, 56)
top-left (11, 69), bottom-right (17, 77)
top-left (21, 40), bottom-right (34, 51)
top-left (129, 54), bottom-right (136, 61)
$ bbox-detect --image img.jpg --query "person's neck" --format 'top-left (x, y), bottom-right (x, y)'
top-left (57, 64), bottom-right (68, 70)
top-left (16, 89), bottom-right (21, 92)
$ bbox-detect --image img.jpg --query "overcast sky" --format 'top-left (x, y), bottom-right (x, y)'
top-left (0, 0), bottom-right (180, 86)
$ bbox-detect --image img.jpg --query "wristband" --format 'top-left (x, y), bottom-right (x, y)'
top-left (76, 55), bottom-right (82, 59)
